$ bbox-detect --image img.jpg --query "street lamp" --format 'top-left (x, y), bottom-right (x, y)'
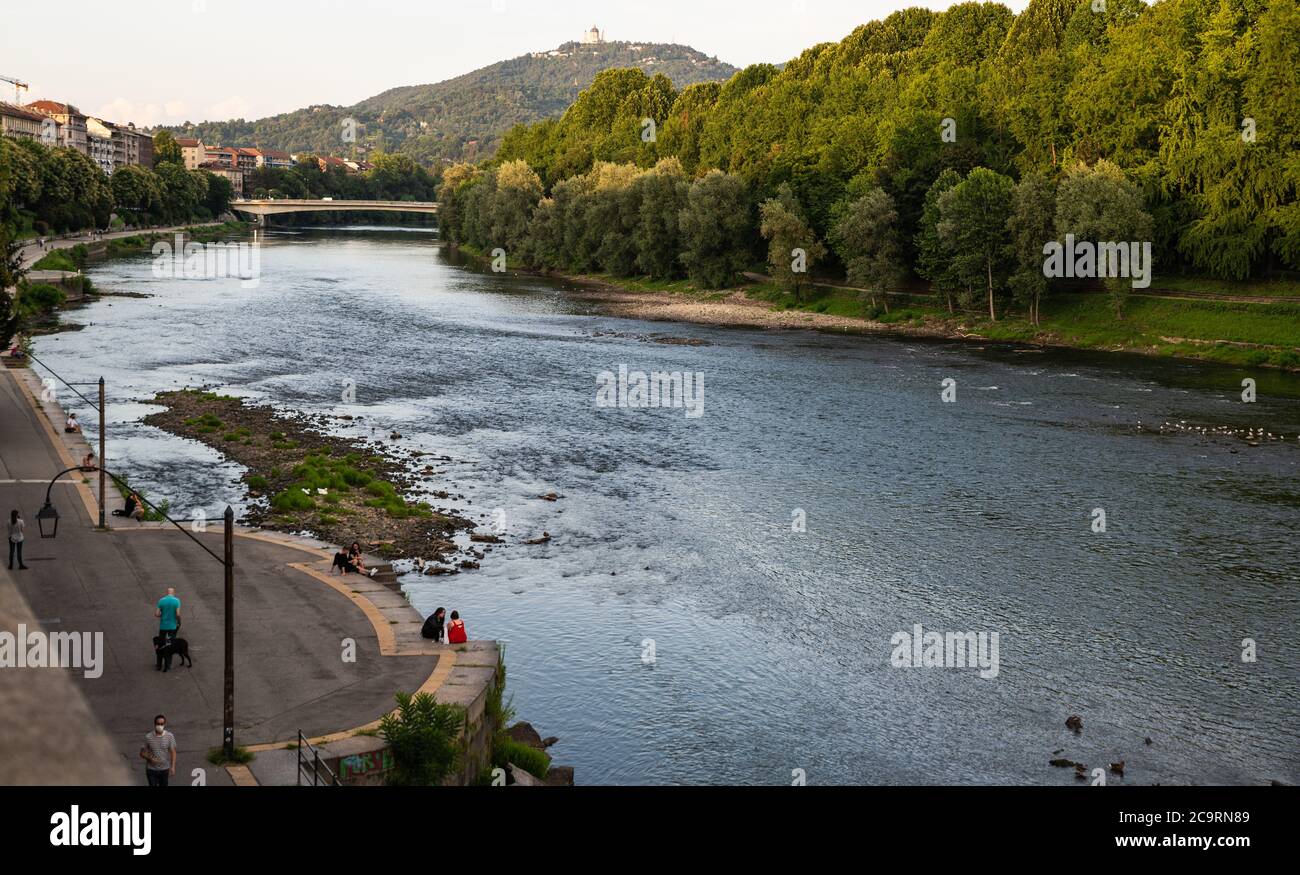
top-left (36, 500), bottom-right (59, 539)
top-left (39, 465), bottom-right (238, 759)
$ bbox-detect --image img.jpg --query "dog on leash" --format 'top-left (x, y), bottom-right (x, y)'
top-left (153, 635), bottom-right (193, 672)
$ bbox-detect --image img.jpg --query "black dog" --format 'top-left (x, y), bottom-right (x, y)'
top-left (153, 635), bottom-right (193, 672)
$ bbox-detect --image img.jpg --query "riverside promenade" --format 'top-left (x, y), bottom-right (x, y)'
top-left (0, 364), bottom-right (473, 786)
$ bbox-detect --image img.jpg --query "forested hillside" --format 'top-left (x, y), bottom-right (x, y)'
top-left (477, 0), bottom-right (1297, 286)
top-left (170, 41), bottom-right (735, 165)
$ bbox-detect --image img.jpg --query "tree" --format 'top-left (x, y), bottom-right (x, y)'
top-left (679, 170), bottom-right (753, 289)
top-left (378, 692), bottom-right (463, 786)
top-left (759, 184), bottom-right (826, 302)
top-left (937, 167), bottom-right (1015, 321)
top-left (152, 130), bottom-right (183, 167)
top-left (830, 188), bottom-right (907, 313)
top-left (488, 159), bottom-right (542, 254)
top-left (0, 230), bottom-right (25, 350)
top-left (914, 169), bottom-right (964, 312)
top-left (1054, 159), bottom-right (1152, 318)
top-left (632, 157), bottom-right (689, 278)
top-left (1005, 172), bottom-right (1057, 325)
top-left (203, 171), bottom-right (234, 217)
top-left (111, 164), bottom-right (163, 221)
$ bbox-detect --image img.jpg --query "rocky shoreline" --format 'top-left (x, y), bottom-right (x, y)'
top-left (143, 389), bottom-right (473, 562)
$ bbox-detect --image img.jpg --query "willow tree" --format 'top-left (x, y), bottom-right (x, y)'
top-left (759, 184), bottom-right (826, 302)
top-left (937, 167), bottom-right (1015, 321)
top-left (830, 188), bottom-right (907, 313)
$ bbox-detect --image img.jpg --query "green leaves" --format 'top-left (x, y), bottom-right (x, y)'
top-left (379, 691), bottom-right (465, 787)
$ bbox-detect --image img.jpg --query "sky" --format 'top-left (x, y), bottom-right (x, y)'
top-left (2, 0), bottom-right (1029, 128)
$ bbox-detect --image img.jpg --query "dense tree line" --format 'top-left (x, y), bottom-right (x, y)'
top-left (0, 135), bottom-right (233, 235)
top-left (445, 0), bottom-right (1299, 322)
top-left (241, 152), bottom-right (439, 202)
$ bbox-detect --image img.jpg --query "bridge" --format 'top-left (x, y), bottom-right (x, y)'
top-left (229, 199), bottom-right (439, 220)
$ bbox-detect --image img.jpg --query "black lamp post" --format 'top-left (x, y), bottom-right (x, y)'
top-left (36, 500), bottom-right (59, 539)
top-left (38, 465), bottom-right (238, 759)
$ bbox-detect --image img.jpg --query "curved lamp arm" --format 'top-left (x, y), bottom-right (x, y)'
top-left (41, 465), bottom-right (230, 568)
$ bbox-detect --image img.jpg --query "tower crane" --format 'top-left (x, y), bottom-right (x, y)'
top-left (0, 73), bottom-right (30, 104)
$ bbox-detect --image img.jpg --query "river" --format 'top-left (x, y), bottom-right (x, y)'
top-left (33, 227), bottom-right (1300, 785)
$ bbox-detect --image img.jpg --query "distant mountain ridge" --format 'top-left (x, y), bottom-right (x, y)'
top-left (171, 40), bottom-right (736, 166)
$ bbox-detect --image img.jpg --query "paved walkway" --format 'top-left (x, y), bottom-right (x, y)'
top-left (15, 222), bottom-right (228, 273)
top-left (0, 366), bottom-right (450, 786)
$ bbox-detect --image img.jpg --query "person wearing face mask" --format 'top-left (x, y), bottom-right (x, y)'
top-left (140, 714), bottom-right (177, 786)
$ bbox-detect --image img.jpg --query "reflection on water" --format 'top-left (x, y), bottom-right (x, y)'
top-left (35, 228), bottom-right (1300, 785)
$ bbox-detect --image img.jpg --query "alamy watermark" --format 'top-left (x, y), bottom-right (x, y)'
top-left (596, 365), bottom-right (704, 418)
top-left (1042, 235), bottom-right (1152, 289)
top-left (890, 623), bottom-right (1000, 679)
top-left (152, 234), bottom-right (260, 288)
top-left (0, 624), bottom-right (104, 679)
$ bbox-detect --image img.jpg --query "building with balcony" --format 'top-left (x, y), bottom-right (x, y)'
top-left (0, 102), bottom-right (47, 140)
top-left (26, 100), bottom-right (88, 152)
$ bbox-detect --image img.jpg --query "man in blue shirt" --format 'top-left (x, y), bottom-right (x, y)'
top-left (155, 587), bottom-right (181, 640)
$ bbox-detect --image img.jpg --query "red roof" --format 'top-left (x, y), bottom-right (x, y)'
top-left (27, 99), bottom-right (80, 116)
top-left (176, 137), bottom-right (202, 147)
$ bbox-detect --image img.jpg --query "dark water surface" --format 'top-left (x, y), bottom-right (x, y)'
top-left (35, 228), bottom-right (1300, 785)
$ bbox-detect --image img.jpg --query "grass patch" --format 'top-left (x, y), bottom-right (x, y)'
top-left (206, 746), bottom-right (255, 766)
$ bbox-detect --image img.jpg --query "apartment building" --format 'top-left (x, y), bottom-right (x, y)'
top-left (26, 100), bottom-right (88, 152)
top-left (0, 102), bottom-right (47, 140)
top-left (176, 137), bottom-right (206, 170)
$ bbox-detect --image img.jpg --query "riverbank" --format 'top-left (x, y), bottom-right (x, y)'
top-left (450, 244), bottom-right (1300, 373)
top-left (143, 389), bottom-right (473, 563)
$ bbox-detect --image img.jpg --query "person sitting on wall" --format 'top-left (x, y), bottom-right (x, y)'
top-left (113, 490), bottom-right (145, 521)
top-left (421, 607), bottom-right (446, 642)
top-left (65, 413), bottom-right (82, 433)
top-left (446, 611), bottom-right (467, 644)
top-left (81, 450), bottom-right (96, 471)
top-left (348, 541), bottom-right (376, 577)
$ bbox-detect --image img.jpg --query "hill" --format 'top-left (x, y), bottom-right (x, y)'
top-left (170, 40), bottom-right (736, 165)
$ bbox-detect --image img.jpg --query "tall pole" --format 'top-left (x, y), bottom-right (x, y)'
top-left (98, 377), bottom-right (105, 529)
top-left (223, 505), bottom-right (235, 759)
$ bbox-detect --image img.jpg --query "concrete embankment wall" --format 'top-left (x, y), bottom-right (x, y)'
top-left (315, 640), bottom-right (502, 787)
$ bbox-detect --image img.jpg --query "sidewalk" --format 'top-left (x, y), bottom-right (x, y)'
top-left (0, 367), bottom-right (447, 786)
top-left (15, 221), bottom-right (230, 273)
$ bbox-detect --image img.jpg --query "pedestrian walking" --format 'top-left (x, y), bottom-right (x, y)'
top-left (139, 715), bottom-right (177, 786)
top-left (7, 510), bottom-right (28, 570)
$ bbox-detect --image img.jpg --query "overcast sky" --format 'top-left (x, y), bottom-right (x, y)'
top-left (2, 0), bottom-right (1028, 128)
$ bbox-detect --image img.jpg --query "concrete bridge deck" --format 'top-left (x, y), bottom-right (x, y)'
top-left (230, 198), bottom-right (438, 219)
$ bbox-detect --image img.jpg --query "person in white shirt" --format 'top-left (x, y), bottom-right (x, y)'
top-left (7, 510), bottom-right (27, 571)
top-left (65, 413), bottom-right (81, 433)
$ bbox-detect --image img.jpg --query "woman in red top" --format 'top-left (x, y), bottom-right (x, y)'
top-left (446, 611), bottom-right (467, 644)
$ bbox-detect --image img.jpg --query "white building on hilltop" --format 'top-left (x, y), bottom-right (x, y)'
top-left (582, 25), bottom-right (604, 44)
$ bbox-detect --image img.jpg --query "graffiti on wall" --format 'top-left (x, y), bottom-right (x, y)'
top-left (337, 748), bottom-right (394, 781)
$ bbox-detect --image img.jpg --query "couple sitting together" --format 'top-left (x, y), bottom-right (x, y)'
top-left (332, 541), bottom-right (377, 577)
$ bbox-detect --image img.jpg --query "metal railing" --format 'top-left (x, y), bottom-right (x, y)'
top-left (296, 730), bottom-right (341, 787)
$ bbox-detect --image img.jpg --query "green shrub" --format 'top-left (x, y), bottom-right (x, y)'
top-left (379, 692), bottom-right (464, 786)
top-left (246, 475), bottom-right (268, 491)
top-left (17, 282), bottom-right (65, 316)
top-left (270, 488), bottom-right (315, 512)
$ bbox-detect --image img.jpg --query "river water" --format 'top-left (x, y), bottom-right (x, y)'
top-left (34, 227), bottom-right (1300, 785)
